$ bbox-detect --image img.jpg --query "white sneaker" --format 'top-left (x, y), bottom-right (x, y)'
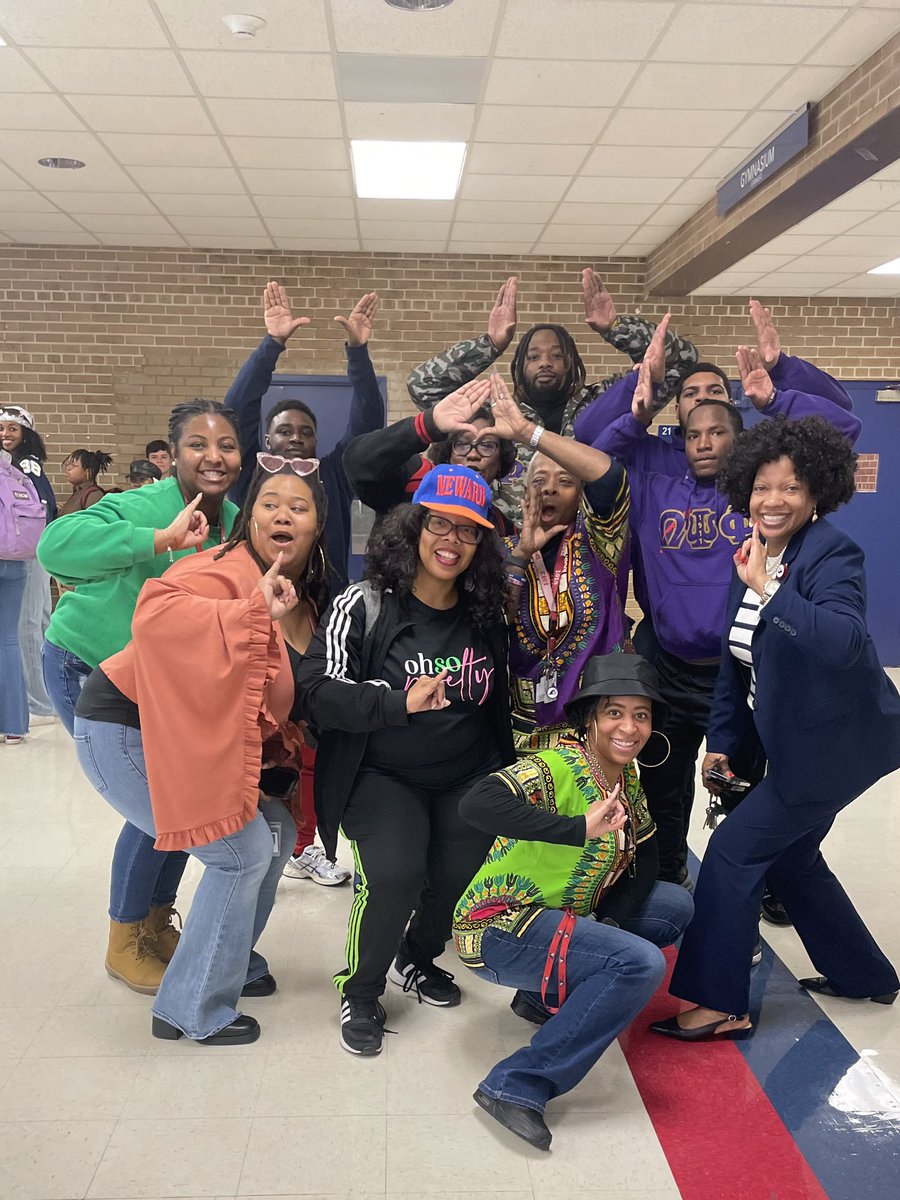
top-left (283, 845), bottom-right (351, 887)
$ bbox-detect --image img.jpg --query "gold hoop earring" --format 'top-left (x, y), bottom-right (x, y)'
top-left (315, 542), bottom-right (326, 579)
top-left (636, 731), bottom-right (671, 769)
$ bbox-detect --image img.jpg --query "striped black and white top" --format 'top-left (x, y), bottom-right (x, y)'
top-left (728, 586), bottom-right (762, 709)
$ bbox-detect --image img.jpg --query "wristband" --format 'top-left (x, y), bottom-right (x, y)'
top-left (505, 573), bottom-right (526, 588)
top-left (529, 424), bottom-right (545, 449)
top-left (506, 554), bottom-right (529, 569)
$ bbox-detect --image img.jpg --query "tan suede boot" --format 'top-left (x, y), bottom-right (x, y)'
top-left (145, 904), bottom-right (182, 964)
top-left (105, 919), bottom-right (166, 994)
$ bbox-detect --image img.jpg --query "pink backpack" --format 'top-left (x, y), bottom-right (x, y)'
top-left (0, 457), bottom-right (47, 560)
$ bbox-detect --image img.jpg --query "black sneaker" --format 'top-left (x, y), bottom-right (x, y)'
top-left (761, 890), bottom-right (792, 927)
top-left (339, 996), bottom-right (386, 1056)
top-left (388, 953), bottom-right (461, 1006)
top-left (510, 990), bottom-right (552, 1026)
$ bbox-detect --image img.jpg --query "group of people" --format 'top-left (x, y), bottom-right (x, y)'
top-left (5, 272), bottom-right (899, 1154)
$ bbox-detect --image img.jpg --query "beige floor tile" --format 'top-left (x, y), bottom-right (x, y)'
top-left (387, 1113), bottom-right (534, 1192)
top-left (255, 1050), bottom-right (388, 1117)
top-left (24, 1005), bottom-right (153, 1058)
top-left (2, 1006), bottom-right (55, 1057)
top-left (527, 1110), bottom-right (675, 1192)
top-left (0, 1055), bottom-right (143, 1121)
top-left (0, 1118), bottom-right (116, 1200)
top-left (87, 1116), bottom-right (252, 1198)
top-left (386, 1020), bottom-right (510, 1116)
top-left (239, 1115), bottom-right (387, 1195)
top-left (121, 1054), bottom-right (267, 1120)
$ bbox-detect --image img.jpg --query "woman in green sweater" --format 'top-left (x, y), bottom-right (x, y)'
top-left (38, 398), bottom-right (242, 993)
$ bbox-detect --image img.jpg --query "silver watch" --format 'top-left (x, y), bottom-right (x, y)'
top-left (761, 579), bottom-right (781, 603)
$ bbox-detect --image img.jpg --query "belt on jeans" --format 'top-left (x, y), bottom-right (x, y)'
top-left (541, 908), bottom-right (577, 1013)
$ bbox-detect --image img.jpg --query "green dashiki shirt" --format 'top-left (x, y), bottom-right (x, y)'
top-left (452, 742), bottom-right (655, 968)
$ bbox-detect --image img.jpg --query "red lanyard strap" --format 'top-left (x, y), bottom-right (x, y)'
top-left (540, 908), bottom-right (577, 1014)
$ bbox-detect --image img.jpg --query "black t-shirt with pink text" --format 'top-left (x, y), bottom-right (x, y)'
top-left (363, 593), bottom-right (502, 788)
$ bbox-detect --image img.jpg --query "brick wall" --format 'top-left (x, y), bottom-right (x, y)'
top-left (0, 244), bottom-right (898, 495)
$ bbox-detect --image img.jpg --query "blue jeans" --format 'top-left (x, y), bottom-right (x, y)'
top-left (473, 882), bottom-right (694, 1113)
top-left (44, 638), bottom-right (189, 922)
top-left (0, 560), bottom-right (29, 736)
top-left (19, 559), bottom-right (53, 716)
top-left (75, 716), bottom-right (296, 1039)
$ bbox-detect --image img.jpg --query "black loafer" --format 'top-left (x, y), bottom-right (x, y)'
top-left (510, 990), bottom-right (552, 1026)
top-left (799, 976), bottom-right (898, 1005)
top-left (761, 892), bottom-right (792, 927)
top-left (241, 973), bottom-right (277, 997)
top-left (152, 1014), bottom-right (261, 1045)
top-left (473, 1088), bottom-right (551, 1151)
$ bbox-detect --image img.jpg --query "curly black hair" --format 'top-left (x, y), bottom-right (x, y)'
top-left (718, 414), bottom-right (857, 517)
top-left (11, 426), bottom-right (48, 466)
top-left (63, 449), bottom-right (113, 480)
top-left (429, 406), bottom-right (518, 479)
top-left (511, 324), bottom-right (586, 406)
top-left (364, 502), bottom-right (507, 629)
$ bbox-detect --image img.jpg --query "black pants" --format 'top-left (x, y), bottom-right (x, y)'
top-left (639, 651), bottom-right (766, 882)
top-left (335, 769), bottom-right (494, 1000)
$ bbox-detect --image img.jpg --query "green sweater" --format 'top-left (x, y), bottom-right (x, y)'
top-left (39, 477), bottom-right (238, 669)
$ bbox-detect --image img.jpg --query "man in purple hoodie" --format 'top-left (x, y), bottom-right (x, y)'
top-left (580, 322), bottom-right (861, 896)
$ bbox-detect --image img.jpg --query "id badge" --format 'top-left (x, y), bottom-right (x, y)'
top-left (535, 667), bottom-right (558, 704)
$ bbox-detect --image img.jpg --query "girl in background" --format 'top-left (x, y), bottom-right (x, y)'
top-left (58, 449), bottom-right (111, 515)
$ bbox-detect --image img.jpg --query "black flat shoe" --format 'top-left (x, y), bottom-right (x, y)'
top-left (510, 990), bottom-right (552, 1026)
top-left (799, 976), bottom-right (898, 1005)
top-left (151, 1014), bottom-right (261, 1045)
top-left (650, 1014), bottom-right (752, 1041)
top-left (761, 892), bottom-right (792, 927)
top-left (473, 1088), bottom-right (551, 1151)
top-left (241, 973), bottom-right (277, 997)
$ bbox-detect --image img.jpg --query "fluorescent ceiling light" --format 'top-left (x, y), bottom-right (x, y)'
top-left (351, 139), bottom-right (466, 200)
top-left (868, 257), bottom-right (900, 275)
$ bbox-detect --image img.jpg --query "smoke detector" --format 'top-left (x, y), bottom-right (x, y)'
top-left (385, 1), bottom-right (456, 10)
top-left (222, 13), bottom-right (267, 39)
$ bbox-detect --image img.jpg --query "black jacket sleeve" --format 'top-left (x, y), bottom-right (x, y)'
top-left (343, 407), bottom-right (442, 515)
top-left (296, 585), bottom-right (410, 734)
top-left (458, 771), bottom-right (587, 846)
top-left (594, 835), bottom-right (659, 926)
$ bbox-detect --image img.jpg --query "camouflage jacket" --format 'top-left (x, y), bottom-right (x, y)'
top-left (406, 316), bottom-right (698, 525)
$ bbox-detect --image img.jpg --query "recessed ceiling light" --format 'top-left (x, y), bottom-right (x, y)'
top-left (351, 139), bottom-right (466, 200)
top-left (38, 157), bottom-right (86, 170)
top-left (868, 257), bottom-right (900, 275)
top-left (385, 0), bottom-right (456, 10)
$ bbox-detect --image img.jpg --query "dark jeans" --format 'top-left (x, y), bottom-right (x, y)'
top-left (335, 769), bottom-right (494, 1000)
top-left (639, 651), bottom-right (765, 882)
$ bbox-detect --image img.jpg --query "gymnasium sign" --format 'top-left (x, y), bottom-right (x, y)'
top-left (717, 106), bottom-right (811, 216)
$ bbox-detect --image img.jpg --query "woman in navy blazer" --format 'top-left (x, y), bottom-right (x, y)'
top-left (652, 415), bottom-right (900, 1041)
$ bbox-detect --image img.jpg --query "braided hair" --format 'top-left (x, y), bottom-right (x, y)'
top-left (62, 449), bottom-right (113, 481)
top-left (511, 324), bottom-right (587, 406)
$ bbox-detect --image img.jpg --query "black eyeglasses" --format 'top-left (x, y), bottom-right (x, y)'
top-left (423, 512), bottom-right (483, 545)
top-left (450, 436), bottom-right (501, 457)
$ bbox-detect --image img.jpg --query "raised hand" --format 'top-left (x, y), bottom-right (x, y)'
top-left (264, 281), bottom-right (311, 345)
top-left (154, 493), bottom-right (209, 555)
top-left (405, 669), bottom-right (451, 714)
top-left (334, 291), bottom-right (379, 347)
top-left (515, 481), bottom-right (568, 560)
top-left (643, 311), bottom-right (670, 384)
top-left (733, 521), bottom-right (768, 596)
top-left (485, 372), bottom-right (530, 442)
top-left (257, 552), bottom-right (300, 621)
top-left (631, 355), bottom-right (655, 428)
top-left (487, 275), bottom-right (518, 353)
top-left (749, 299), bottom-right (782, 370)
top-left (582, 268), bottom-right (617, 334)
top-left (584, 782), bottom-right (628, 840)
top-left (432, 377), bottom-right (492, 436)
top-left (736, 344), bottom-right (775, 410)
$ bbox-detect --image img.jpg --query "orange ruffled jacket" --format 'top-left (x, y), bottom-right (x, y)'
top-left (101, 542), bottom-right (301, 852)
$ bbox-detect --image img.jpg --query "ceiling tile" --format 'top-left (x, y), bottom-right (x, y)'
top-left (564, 177), bottom-right (678, 204)
top-left (265, 218), bottom-right (359, 239)
top-left (829, 235), bottom-right (900, 256)
top-left (99, 134), bottom-right (231, 168)
top-left (68, 96), bottom-right (215, 136)
top-left (0, 211), bottom-right (86, 232)
top-left (181, 51), bottom-right (336, 100)
top-left (225, 137), bottom-right (348, 171)
top-left (43, 191), bottom-right (155, 214)
top-left (0, 0), bottom-right (168, 47)
top-left (788, 255), bottom-right (889, 273)
top-left (344, 102), bottom-right (474, 142)
top-left (496, 0), bottom-right (674, 60)
top-left (554, 201), bottom-right (660, 224)
top-left (693, 271), bottom-right (765, 293)
top-left (735, 281), bottom-right (820, 297)
top-left (754, 272), bottom-right (851, 286)
top-left (806, 8), bottom-right (900, 68)
top-left (723, 111), bottom-right (797, 150)
top-left (840, 212), bottom-right (900, 238)
top-left (484, 59), bottom-right (638, 108)
top-left (0, 49), bottom-right (52, 93)
top-left (663, 179), bottom-right (715, 205)
top-left (169, 215), bottom-right (268, 237)
top-left (337, 53), bottom-right (487, 105)
top-left (760, 65), bottom-right (848, 111)
top-left (207, 99), bottom-right (343, 139)
top-left (75, 213), bottom-right (178, 234)
top-left (454, 199), bottom-right (557, 223)
top-left (450, 221), bottom-right (545, 241)
top-left (789, 210), bottom-right (871, 236)
top-left (156, 0), bottom-right (331, 53)
top-left (0, 164), bottom-right (31, 189)
top-left (356, 199), bottom-right (454, 220)
top-left (362, 240), bottom-right (449, 253)
top-left (466, 143), bottom-right (588, 175)
top-left (0, 190), bottom-right (56, 213)
top-left (148, 193), bottom-right (258, 217)
top-left (602, 108), bottom-right (746, 148)
top-left (625, 64), bottom-right (790, 110)
top-left (539, 225), bottom-right (636, 244)
top-left (96, 233), bottom-right (187, 247)
top-left (827, 180), bottom-right (900, 209)
top-left (825, 274), bottom-right (900, 292)
top-left (753, 234), bottom-right (830, 256)
top-left (184, 235), bottom-right (277, 250)
top-left (583, 145), bottom-right (711, 179)
top-left (691, 147), bottom-right (752, 180)
top-left (447, 241), bottom-right (534, 254)
top-left (359, 220), bottom-right (450, 240)
top-left (331, 0), bottom-right (502, 56)
top-left (240, 168), bottom-right (351, 197)
top-left (643, 204), bottom-right (702, 227)
top-left (4, 229), bottom-right (99, 244)
top-left (255, 195), bottom-right (356, 219)
top-left (0, 94), bottom-right (85, 132)
top-left (532, 241), bottom-right (624, 256)
top-left (653, 3), bottom-right (844, 65)
top-left (0, 130), bottom-right (138, 190)
top-left (127, 166), bottom-right (247, 194)
top-left (460, 174), bottom-right (572, 202)
top-left (274, 237), bottom-right (360, 251)
top-left (25, 49), bottom-right (192, 96)
top-left (475, 106), bottom-right (610, 145)
top-left (615, 241), bottom-right (659, 255)
top-left (730, 253), bottom-right (797, 272)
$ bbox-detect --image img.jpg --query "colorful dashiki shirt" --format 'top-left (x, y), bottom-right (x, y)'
top-left (452, 744), bottom-right (655, 968)
top-left (507, 470), bottom-right (630, 751)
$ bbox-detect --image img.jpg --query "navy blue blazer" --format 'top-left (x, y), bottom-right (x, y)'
top-left (707, 516), bottom-right (900, 808)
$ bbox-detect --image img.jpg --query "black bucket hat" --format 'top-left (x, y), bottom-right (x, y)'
top-left (564, 653), bottom-right (669, 729)
top-left (127, 458), bottom-right (162, 482)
